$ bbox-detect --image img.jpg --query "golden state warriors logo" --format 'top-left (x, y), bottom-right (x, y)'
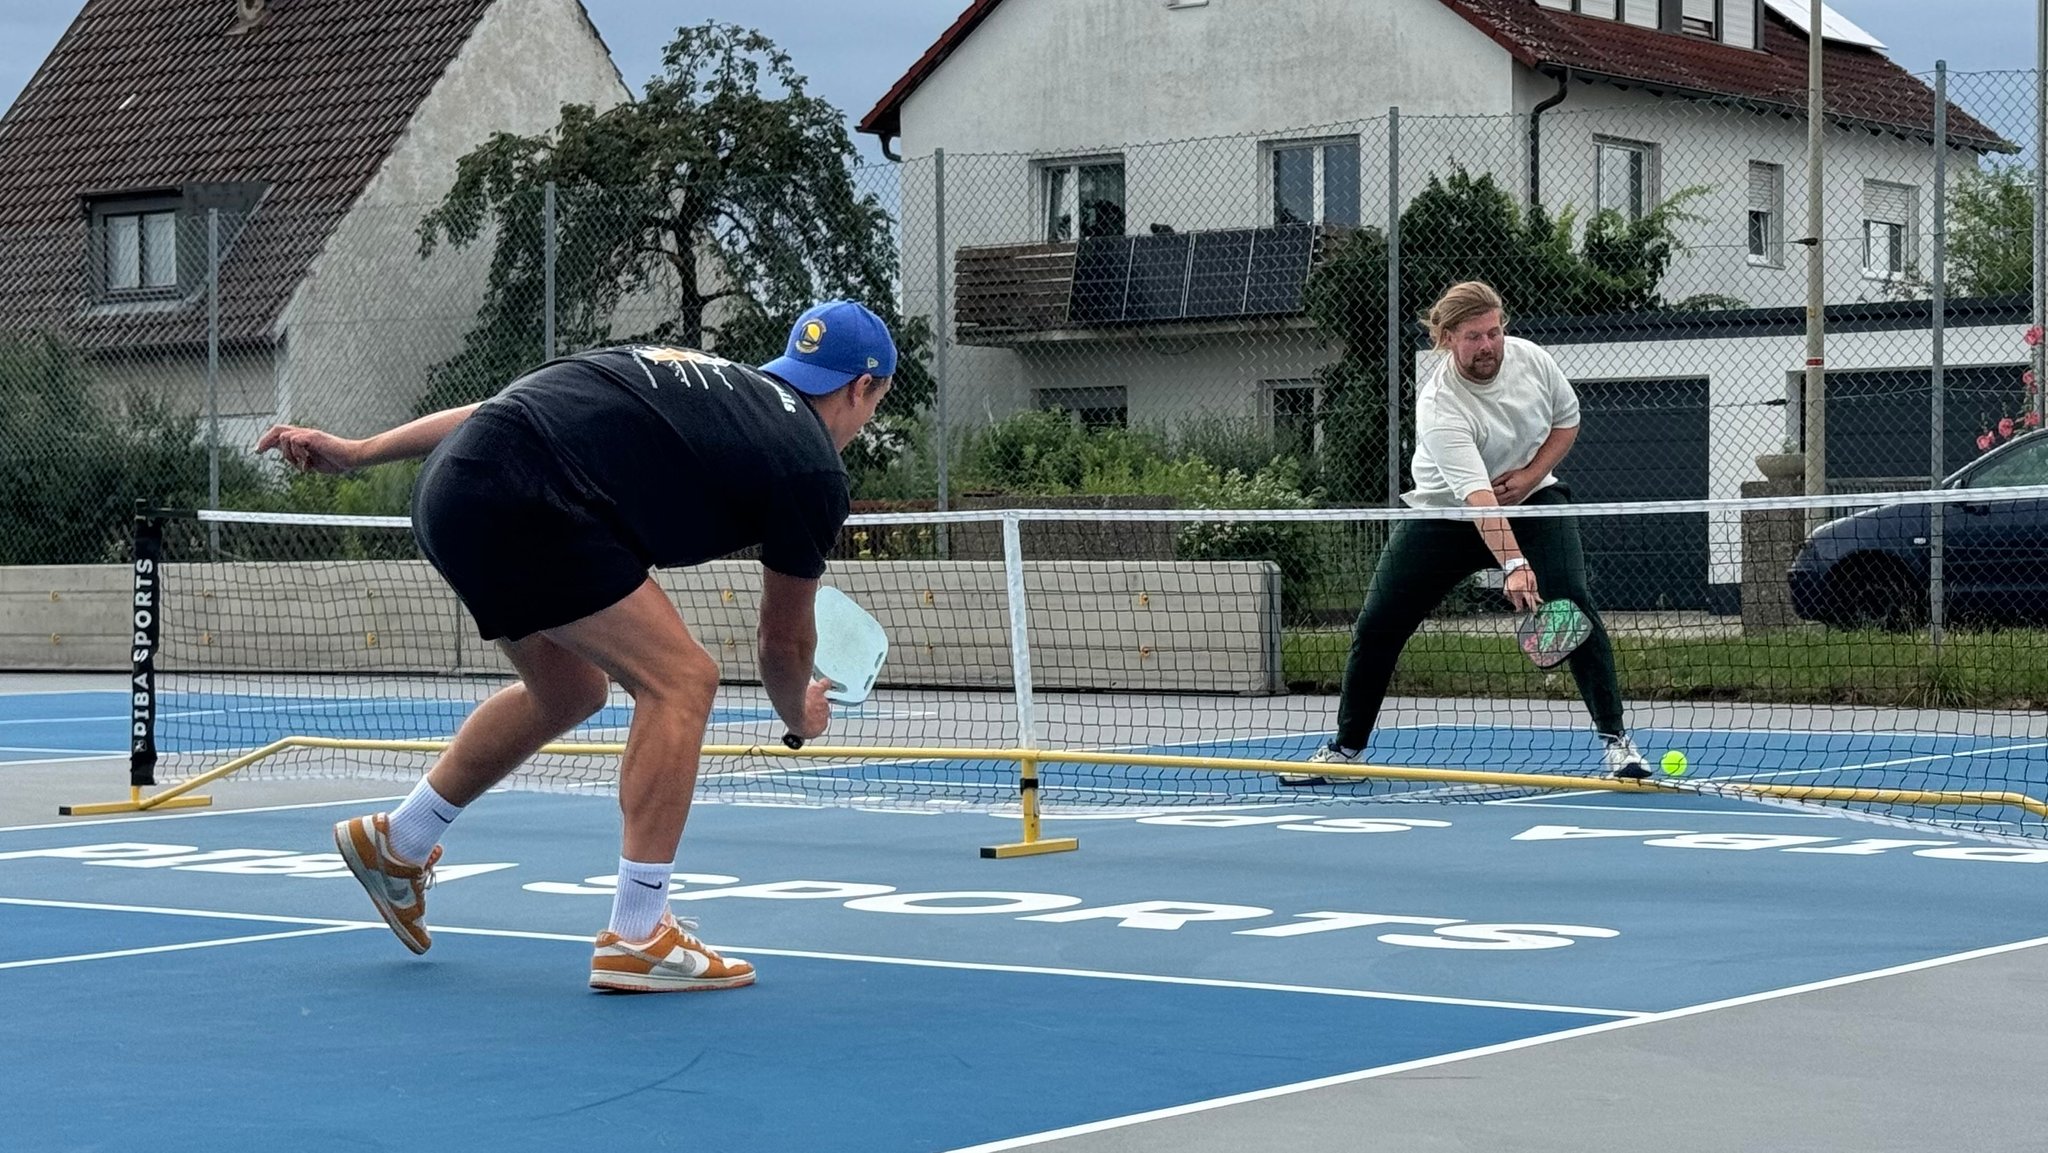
top-left (796, 319), bottom-right (826, 354)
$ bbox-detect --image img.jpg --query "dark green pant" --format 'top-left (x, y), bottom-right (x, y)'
top-left (1334, 484), bottom-right (1626, 749)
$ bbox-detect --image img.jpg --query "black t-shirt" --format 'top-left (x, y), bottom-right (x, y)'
top-left (485, 345), bottom-right (848, 579)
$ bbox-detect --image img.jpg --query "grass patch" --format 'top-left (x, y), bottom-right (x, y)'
top-left (1283, 626), bottom-right (2048, 711)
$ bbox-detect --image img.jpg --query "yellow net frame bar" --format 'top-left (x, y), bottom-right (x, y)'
top-left (60, 737), bottom-right (2048, 853)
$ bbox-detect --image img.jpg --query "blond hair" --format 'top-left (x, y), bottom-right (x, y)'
top-left (1425, 281), bottom-right (1506, 349)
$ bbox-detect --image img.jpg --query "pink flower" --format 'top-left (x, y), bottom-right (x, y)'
top-left (2027, 370), bottom-right (2038, 388)
top-left (1978, 432), bottom-right (1996, 451)
top-left (2027, 325), bottom-right (2043, 347)
top-left (1999, 417), bottom-right (2016, 439)
top-left (2027, 410), bottom-right (2044, 429)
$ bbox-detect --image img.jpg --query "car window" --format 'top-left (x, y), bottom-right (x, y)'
top-left (1968, 435), bottom-right (2048, 488)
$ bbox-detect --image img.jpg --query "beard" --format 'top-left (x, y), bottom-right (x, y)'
top-left (1460, 350), bottom-right (1501, 381)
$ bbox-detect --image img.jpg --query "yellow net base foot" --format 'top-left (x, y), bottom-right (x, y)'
top-left (980, 837), bottom-right (1080, 858)
top-left (59, 793), bottom-right (214, 816)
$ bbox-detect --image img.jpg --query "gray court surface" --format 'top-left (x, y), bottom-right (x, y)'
top-left (5, 672), bottom-right (2046, 1152)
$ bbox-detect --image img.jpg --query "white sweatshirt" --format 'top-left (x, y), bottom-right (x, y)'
top-left (1403, 335), bottom-right (1581, 509)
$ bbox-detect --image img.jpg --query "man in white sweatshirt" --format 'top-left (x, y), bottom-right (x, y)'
top-left (1286, 280), bottom-right (1650, 784)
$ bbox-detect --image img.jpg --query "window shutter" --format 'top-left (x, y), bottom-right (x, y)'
top-left (1683, 0), bottom-right (1716, 20)
top-left (1863, 181), bottom-right (1911, 225)
top-left (1723, 0), bottom-right (1757, 47)
top-left (1748, 163), bottom-right (1779, 211)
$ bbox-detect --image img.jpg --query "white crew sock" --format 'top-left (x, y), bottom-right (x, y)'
top-left (386, 778), bottom-right (465, 865)
top-left (609, 857), bottom-right (675, 942)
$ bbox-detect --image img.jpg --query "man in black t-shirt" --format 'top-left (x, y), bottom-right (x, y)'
top-left (256, 301), bottom-right (895, 992)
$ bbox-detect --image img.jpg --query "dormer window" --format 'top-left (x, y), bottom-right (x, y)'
top-left (83, 184), bottom-right (265, 305)
top-left (92, 195), bottom-right (183, 298)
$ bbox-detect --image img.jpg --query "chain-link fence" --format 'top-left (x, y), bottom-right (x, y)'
top-left (3, 71), bottom-right (2045, 624)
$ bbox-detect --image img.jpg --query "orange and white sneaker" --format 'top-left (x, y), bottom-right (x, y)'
top-left (333, 813), bottom-right (440, 955)
top-left (590, 911), bottom-right (756, 993)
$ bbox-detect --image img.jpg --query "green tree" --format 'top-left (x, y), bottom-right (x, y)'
top-left (0, 333), bottom-right (261, 564)
top-left (1946, 163), bottom-right (2033, 298)
top-left (413, 21), bottom-right (933, 440)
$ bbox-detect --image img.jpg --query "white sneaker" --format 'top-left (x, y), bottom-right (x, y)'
top-left (1602, 734), bottom-right (1651, 780)
top-left (334, 813), bottom-right (440, 955)
top-left (590, 910), bottom-right (756, 993)
top-left (1280, 743), bottom-right (1361, 787)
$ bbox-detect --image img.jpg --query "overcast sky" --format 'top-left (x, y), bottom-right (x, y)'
top-left (0, 0), bottom-right (2038, 165)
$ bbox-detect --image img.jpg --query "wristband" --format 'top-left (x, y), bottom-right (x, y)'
top-left (1502, 557), bottom-right (1530, 575)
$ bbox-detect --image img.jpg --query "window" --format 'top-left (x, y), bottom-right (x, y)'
top-left (1267, 381), bottom-right (1322, 458)
top-left (1540, 0), bottom-right (1620, 17)
top-left (102, 208), bottom-right (179, 294)
top-left (1036, 386), bottom-right (1127, 430)
top-left (1595, 138), bottom-right (1657, 221)
top-left (1862, 180), bottom-right (1918, 279)
top-left (1270, 139), bottom-right (1360, 228)
top-left (1747, 161), bottom-right (1783, 266)
top-left (1679, 0), bottom-right (1718, 38)
top-left (1043, 160), bottom-right (1125, 242)
top-left (1968, 435), bottom-right (2048, 488)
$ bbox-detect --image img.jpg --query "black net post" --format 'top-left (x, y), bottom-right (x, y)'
top-left (129, 504), bottom-right (164, 789)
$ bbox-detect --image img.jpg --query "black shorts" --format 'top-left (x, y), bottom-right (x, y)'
top-left (412, 404), bottom-right (649, 642)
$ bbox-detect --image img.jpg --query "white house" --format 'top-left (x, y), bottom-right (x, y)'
top-left (857, 0), bottom-right (2011, 611)
top-left (0, 0), bottom-right (632, 444)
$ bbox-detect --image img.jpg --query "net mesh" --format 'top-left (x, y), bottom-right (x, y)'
top-left (135, 489), bottom-right (2048, 842)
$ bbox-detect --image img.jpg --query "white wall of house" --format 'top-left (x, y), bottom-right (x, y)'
top-left (886, 0), bottom-right (1980, 449)
top-left (277, 0), bottom-right (631, 436)
top-left (1527, 80), bottom-right (1976, 311)
top-left (896, 0), bottom-right (1514, 431)
top-left (91, 348), bottom-right (281, 468)
top-left (896, 0), bottom-right (1512, 159)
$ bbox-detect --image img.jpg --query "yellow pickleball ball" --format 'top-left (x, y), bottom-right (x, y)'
top-left (1661, 750), bottom-right (1689, 777)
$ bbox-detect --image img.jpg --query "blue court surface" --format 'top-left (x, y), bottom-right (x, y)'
top-left (3, 691), bottom-right (2048, 1152)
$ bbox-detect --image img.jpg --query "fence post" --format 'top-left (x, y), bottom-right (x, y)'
top-left (1930, 61), bottom-right (1949, 654)
top-left (206, 208), bottom-right (221, 558)
top-left (934, 148), bottom-right (950, 557)
top-left (2036, 19), bottom-right (2046, 423)
top-left (1801, 0), bottom-right (1827, 527)
top-left (543, 180), bottom-right (557, 359)
top-left (1384, 106), bottom-right (1402, 507)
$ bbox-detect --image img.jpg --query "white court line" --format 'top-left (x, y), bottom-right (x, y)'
top-left (1, 744), bottom-right (120, 755)
top-left (1484, 743), bottom-right (2048, 817)
top-left (0, 924), bottom-right (366, 970)
top-left (0, 794), bottom-right (409, 834)
top-left (1403, 721), bottom-right (2048, 737)
top-left (1720, 741), bottom-right (2048, 785)
top-left (0, 895), bottom-right (1639, 1020)
top-left (933, 931), bottom-right (2048, 1153)
top-left (0, 755), bottom-right (123, 769)
top-left (1484, 796), bottom-right (1834, 818)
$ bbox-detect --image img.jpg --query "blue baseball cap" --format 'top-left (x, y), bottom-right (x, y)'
top-left (760, 301), bottom-right (898, 396)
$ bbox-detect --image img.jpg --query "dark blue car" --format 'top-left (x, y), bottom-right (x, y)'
top-left (1789, 427), bottom-right (2048, 629)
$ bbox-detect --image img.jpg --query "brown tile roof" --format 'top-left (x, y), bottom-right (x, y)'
top-left (1439, 0), bottom-right (2005, 148)
top-left (859, 0), bottom-right (2004, 152)
top-left (0, 0), bottom-right (499, 350)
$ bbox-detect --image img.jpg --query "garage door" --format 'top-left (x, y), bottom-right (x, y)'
top-left (1802, 366), bottom-right (2023, 483)
top-left (1561, 377), bottom-right (1710, 611)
